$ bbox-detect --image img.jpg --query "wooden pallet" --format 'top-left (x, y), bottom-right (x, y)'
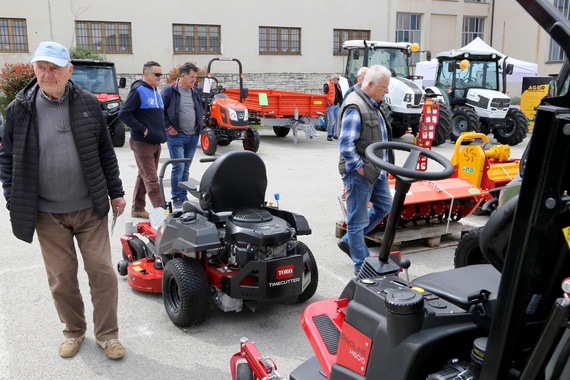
top-left (335, 220), bottom-right (475, 251)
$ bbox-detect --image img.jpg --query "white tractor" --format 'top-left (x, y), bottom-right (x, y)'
top-left (425, 49), bottom-right (528, 145)
top-left (341, 40), bottom-right (451, 146)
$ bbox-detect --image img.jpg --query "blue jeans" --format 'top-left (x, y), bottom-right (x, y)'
top-left (326, 104), bottom-right (339, 137)
top-left (167, 132), bottom-right (199, 201)
top-left (341, 171), bottom-right (392, 271)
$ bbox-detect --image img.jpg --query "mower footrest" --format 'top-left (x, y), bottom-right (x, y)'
top-left (313, 314), bottom-right (340, 355)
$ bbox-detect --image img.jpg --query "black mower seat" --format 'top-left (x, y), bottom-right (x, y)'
top-left (411, 264), bottom-right (501, 310)
top-left (198, 150), bottom-right (267, 213)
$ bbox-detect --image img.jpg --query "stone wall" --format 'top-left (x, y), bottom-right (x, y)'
top-left (117, 73), bottom-right (334, 99)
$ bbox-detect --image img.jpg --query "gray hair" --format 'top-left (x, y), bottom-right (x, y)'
top-left (357, 66), bottom-right (368, 77)
top-left (362, 65), bottom-right (391, 86)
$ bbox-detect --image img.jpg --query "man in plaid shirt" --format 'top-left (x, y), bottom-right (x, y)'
top-left (336, 65), bottom-right (394, 276)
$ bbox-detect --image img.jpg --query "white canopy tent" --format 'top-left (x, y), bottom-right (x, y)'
top-left (414, 37), bottom-right (538, 97)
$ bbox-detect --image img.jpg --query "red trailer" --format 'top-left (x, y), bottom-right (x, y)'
top-left (223, 88), bottom-right (327, 144)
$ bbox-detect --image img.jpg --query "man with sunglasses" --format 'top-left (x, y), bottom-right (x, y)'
top-left (119, 61), bottom-right (167, 219)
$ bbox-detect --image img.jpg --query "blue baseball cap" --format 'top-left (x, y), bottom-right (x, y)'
top-left (31, 41), bottom-right (70, 67)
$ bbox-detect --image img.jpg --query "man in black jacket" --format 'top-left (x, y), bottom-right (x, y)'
top-left (0, 41), bottom-right (127, 360)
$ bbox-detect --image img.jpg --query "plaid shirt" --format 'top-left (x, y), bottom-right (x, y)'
top-left (338, 94), bottom-right (388, 177)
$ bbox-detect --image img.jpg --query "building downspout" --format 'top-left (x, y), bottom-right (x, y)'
top-left (48, 0), bottom-right (54, 40)
top-left (490, 0), bottom-right (495, 45)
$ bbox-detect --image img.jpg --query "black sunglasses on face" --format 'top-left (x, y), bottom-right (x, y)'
top-left (148, 72), bottom-right (162, 78)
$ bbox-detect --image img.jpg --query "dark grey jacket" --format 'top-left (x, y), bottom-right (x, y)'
top-left (338, 86), bottom-right (394, 184)
top-left (0, 78), bottom-right (124, 243)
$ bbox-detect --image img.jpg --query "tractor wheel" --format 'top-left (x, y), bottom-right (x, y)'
top-left (273, 126), bottom-right (290, 137)
top-left (381, 103), bottom-right (405, 138)
top-left (450, 106), bottom-right (481, 142)
top-left (162, 257), bottom-right (210, 327)
top-left (110, 120), bottom-right (126, 147)
top-left (493, 108), bottom-right (528, 146)
top-left (296, 241), bottom-right (318, 303)
top-left (243, 127), bottom-right (260, 152)
top-left (201, 128), bottom-right (218, 156)
top-left (454, 227), bottom-right (488, 268)
top-left (432, 103), bottom-right (452, 146)
top-left (236, 363), bottom-right (254, 380)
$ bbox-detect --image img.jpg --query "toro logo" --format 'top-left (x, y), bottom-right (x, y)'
top-left (276, 265), bottom-right (294, 280)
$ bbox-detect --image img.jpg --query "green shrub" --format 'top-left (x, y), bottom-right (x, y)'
top-left (165, 63), bottom-right (207, 84)
top-left (0, 62), bottom-right (36, 111)
top-left (69, 46), bottom-right (106, 60)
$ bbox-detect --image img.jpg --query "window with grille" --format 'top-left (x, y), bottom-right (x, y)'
top-left (76, 21), bottom-right (132, 54)
top-left (173, 24), bottom-right (220, 54)
top-left (0, 18), bottom-right (28, 52)
top-left (259, 27), bottom-right (301, 55)
top-left (549, 0), bottom-right (569, 61)
top-left (396, 14), bottom-right (421, 64)
top-left (462, 17), bottom-right (485, 45)
top-left (333, 29), bottom-right (370, 55)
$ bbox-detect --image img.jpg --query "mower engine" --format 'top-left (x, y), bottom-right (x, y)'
top-left (225, 209), bottom-right (293, 267)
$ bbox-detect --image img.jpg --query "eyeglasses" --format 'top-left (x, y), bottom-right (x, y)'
top-left (148, 72), bottom-right (163, 78)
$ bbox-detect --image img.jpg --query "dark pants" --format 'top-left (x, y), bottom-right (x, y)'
top-left (130, 138), bottom-right (163, 211)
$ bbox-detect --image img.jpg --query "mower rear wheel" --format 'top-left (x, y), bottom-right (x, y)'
top-left (454, 227), bottom-right (488, 268)
top-left (201, 128), bottom-right (218, 156)
top-left (162, 257), bottom-right (210, 327)
top-left (243, 127), bottom-right (260, 152)
top-left (450, 106), bottom-right (481, 142)
top-left (273, 126), bottom-right (290, 137)
top-left (296, 241), bottom-right (318, 303)
top-left (236, 363), bottom-right (254, 380)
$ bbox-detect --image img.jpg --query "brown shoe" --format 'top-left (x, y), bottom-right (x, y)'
top-left (131, 210), bottom-right (149, 219)
top-left (97, 339), bottom-right (126, 360)
top-left (59, 334), bottom-right (85, 358)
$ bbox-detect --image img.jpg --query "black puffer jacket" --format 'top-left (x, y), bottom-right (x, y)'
top-left (0, 78), bottom-right (124, 243)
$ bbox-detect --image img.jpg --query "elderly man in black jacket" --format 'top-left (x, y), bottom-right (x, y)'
top-left (0, 41), bottom-right (127, 360)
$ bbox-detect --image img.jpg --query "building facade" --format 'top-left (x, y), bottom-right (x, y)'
top-left (1, 0), bottom-right (566, 96)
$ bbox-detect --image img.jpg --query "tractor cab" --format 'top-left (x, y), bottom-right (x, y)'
top-left (342, 40), bottom-right (452, 145)
top-left (434, 50), bottom-right (512, 117)
top-left (426, 49), bottom-right (528, 145)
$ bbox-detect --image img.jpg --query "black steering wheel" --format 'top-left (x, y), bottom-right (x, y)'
top-left (365, 142), bottom-right (454, 181)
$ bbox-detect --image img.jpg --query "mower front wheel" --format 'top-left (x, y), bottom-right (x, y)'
top-left (236, 363), bottom-right (254, 380)
top-left (296, 241), bottom-right (318, 303)
top-left (162, 257), bottom-right (210, 327)
top-left (201, 128), bottom-right (218, 156)
top-left (243, 127), bottom-right (260, 152)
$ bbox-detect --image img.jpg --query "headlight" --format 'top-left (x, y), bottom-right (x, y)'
top-left (403, 94), bottom-right (411, 103)
top-left (229, 109), bottom-right (238, 121)
top-left (244, 109), bottom-right (248, 121)
top-left (107, 101), bottom-right (120, 110)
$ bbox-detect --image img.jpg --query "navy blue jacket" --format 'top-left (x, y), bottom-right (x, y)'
top-left (161, 80), bottom-right (204, 135)
top-left (119, 80), bottom-right (167, 144)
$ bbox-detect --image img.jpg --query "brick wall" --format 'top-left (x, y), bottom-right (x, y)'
top-left (118, 73), bottom-right (334, 99)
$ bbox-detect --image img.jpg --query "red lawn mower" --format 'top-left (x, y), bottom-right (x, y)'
top-left (117, 151), bottom-right (318, 327)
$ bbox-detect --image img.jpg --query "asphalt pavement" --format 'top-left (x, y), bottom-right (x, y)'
top-left (0, 127), bottom-right (530, 380)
